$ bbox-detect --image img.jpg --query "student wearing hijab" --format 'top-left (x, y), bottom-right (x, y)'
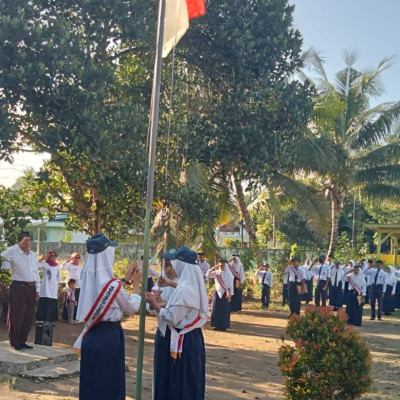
top-left (383, 265), bottom-right (396, 315)
top-left (228, 254), bottom-right (245, 312)
top-left (343, 264), bottom-right (366, 326)
top-left (146, 258), bottom-right (179, 315)
top-left (145, 246), bottom-right (209, 400)
top-left (206, 259), bottom-right (235, 331)
top-left (74, 234), bottom-right (141, 400)
top-left (61, 252), bottom-right (82, 321)
top-left (36, 251), bottom-right (61, 323)
top-left (341, 260), bottom-right (354, 306)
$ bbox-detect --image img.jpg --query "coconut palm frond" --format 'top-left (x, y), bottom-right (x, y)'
top-left (292, 134), bottom-right (340, 175)
top-left (269, 172), bottom-right (330, 236)
top-left (356, 141), bottom-right (400, 166)
top-left (354, 165), bottom-right (400, 186)
top-left (361, 184), bottom-right (400, 202)
top-left (350, 101), bottom-right (400, 149)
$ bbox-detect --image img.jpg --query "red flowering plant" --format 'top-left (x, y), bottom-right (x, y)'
top-left (278, 306), bottom-right (372, 399)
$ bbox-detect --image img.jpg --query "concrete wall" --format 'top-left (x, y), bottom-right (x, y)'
top-left (1, 241), bottom-right (319, 267)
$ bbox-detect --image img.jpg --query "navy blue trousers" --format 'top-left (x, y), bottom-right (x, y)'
top-left (153, 327), bottom-right (205, 400)
top-left (80, 322), bottom-right (125, 400)
top-left (211, 291), bottom-right (231, 329)
top-left (329, 285), bottom-right (343, 308)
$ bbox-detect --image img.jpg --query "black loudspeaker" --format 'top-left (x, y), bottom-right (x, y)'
top-left (35, 322), bottom-right (53, 346)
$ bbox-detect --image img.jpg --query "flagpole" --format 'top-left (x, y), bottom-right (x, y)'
top-left (135, 0), bottom-right (166, 399)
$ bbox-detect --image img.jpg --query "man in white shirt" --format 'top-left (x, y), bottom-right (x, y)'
top-left (1, 232), bottom-right (40, 350)
top-left (197, 252), bottom-right (210, 282)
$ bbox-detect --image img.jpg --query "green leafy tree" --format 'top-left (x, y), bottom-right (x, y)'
top-left (175, 0), bottom-right (315, 263)
top-left (0, 0), bottom-right (155, 235)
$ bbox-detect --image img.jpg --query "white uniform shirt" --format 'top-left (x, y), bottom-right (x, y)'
top-left (198, 261), bottom-right (210, 281)
top-left (312, 263), bottom-right (331, 282)
top-left (61, 261), bottom-right (83, 288)
top-left (330, 267), bottom-right (344, 287)
top-left (103, 291), bottom-right (141, 321)
top-left (285, 266), bottom-right (306, 283)
top-left (344, 272), bottom-right (367, 296)
top-left (38, 262), bottom-right (61, 299)
top-left (1, 244), bottom-right (40, 292)
top-left (255, 270), bottom-right (273, 287)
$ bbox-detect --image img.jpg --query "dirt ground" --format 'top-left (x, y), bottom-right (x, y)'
top-left (0, 299), bottom-right (399, 400)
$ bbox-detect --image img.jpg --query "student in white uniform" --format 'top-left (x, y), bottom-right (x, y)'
top-left (36, 251), bottom-right (61, 323)
top-left (145, 246), bottom-right (209, 400)
top-left (255, 263), bottom-right (273, 308)
top-left (310, 254), bottom-right (331, 307)
top-left (343, 264), bottom-right (366, 326)
top-left (282, 257), bottom-right (307, 316)
top-left (365, 260), bottom-right (386, 320)
top-left (329, 261), bottom-right (344, 311)
top-left (74, 234), bottom-right (142, 400)
top-left (61, 252), bottom-right (82, 320)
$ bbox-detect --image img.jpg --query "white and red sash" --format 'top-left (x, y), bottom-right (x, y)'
top-left (348, 276), bottom-right (362, 296)
top-left (215, 272), bottom-right (230, 298)
top-left (229, 263), bottom-right (241, 280)
top-left (169, 315), bottom-right (203, 359)
top-left (73, 278), bottom-right (122, 349)
top-left (291, 266), bottom-right (302, 283)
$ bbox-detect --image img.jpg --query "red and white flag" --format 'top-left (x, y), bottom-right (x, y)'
top-left (162, 0), bottom-right (206, 58)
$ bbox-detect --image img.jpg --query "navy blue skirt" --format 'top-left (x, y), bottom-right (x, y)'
top-left (383, 285), bottom-right (395, 313)
top-left (230, 281), bottom-right (242, 312)
top-left (211, 291), bottom-right (231, 330)
top-left (36, 297), bottom-right (58, 322)
top-left (153, 327), bottom-right (205, 400)
top-left (329, 285), bottom-right (343, 307)
top-left (80, 322), bottom-right (125, 400)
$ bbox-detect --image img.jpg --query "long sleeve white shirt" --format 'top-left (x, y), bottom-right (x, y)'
top-left (1, 244), bottom-right (40, 292)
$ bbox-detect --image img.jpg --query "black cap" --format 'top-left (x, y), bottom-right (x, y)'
top-left (162, 246), bottom-right (198, 265)
top-left (291, 256), bottom-right (300, 262)
top-left (86, 234), bottom-right (118, 254)
top-left (334, 260), bottom-right (341, 265)
top-left (319, 254), bottom-right (326, 259)
top-left (197, 251), bottom-right (205, 256)
top-left (264, 263), bottom-right (270, 268)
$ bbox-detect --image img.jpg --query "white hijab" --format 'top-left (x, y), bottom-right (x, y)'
top-left (386, 265), bottom-right (396, 286)
top-left (215, 262), bottom-right (235, 299)
top-left (347, 269), bottom-right (365, 292)
top-left (76, 246), bottom-right (116, 322)
top-left (231, 256), bottom-right (243, 274)
top-left (166, 259), bottom-right (209, 319)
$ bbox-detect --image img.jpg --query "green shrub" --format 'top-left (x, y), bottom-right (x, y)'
top-left (278, 306), bottom-right (372, 399)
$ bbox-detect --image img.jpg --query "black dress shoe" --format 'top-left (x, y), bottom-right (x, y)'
top-left (13, 345), bottom-right (23, 351)
top-left (370, 317), bottom-right (375, 320)
top-left (20, 343), bottom-right (34, 349)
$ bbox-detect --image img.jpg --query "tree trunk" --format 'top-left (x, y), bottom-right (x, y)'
top-left (233, 172), bottom-right (261, 266)
top-left (328, 181), bottom-right (342, 256)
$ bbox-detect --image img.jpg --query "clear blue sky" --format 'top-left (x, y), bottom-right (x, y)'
top-left (290, 0), bottom-right (400, 104)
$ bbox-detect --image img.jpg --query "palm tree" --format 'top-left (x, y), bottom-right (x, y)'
top-left (298, 49), bottom-right (400, 254)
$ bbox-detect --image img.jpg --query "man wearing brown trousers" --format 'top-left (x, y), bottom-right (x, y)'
top-left (1, 232), bottom-right (40, 350)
